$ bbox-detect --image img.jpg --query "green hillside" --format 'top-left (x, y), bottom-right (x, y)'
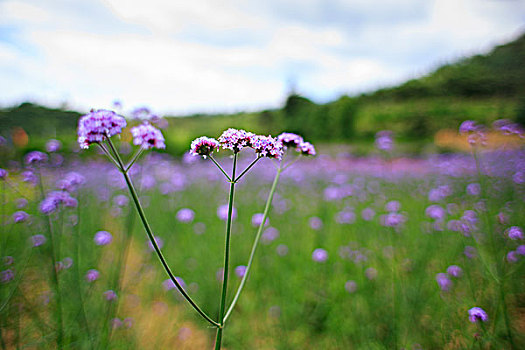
top-left (1, 33), bottom-right (525, 155)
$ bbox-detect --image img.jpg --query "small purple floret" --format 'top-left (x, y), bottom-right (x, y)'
top-left (506, 226), bottom-right (523, 240)
top-left (94, 231), bottom-right (113, 246)
top-left (130, 122), bottom-right (165, 149)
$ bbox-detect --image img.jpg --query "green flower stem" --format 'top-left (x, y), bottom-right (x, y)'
top-left (472, 148), bottom-right (515, 349)
top-left (97, 143), bottom-right (122, 170)
top-left (125, 147), bottom-right (144, 172)
top-left (234, 156), bottom-right (260, 182)
top-left (38, 171), bottom-right (64, 349)
top-left (215, 153), bottom-right (238, 350)
top-left (224, 163), bottom-right (282, 323)
top-left (105, 137), bottom-right (219, 328)
top-left (209, 155), bottom-right (232, 182)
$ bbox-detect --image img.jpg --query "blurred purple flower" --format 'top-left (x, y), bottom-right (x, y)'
top-left (309, 217), bottom-right (323, 230)
top-left (193, 222), bottom-right (206, 235)
top-left (124, 317), bottom-right (134, 328)
top-left (16, 198), bottom-right (28, 209)
top-left (517, 245), bottom-right (525, 256)
top-left (56, 172), bottom-right (86, 192)
top-left (298, 141), bottom-right (316, 156)
top-left (0, 168), bottom-right (7, 179)
top-left (375, 130), bottom-right (393, 151)
top-left (13, 211), bottom-right (29, 223)
top-left (446, 265), bottom-right (463, 278)
top-left (235, 265), bottom-right (247, 278)
top-left (104, 290), bottom-right (117, 301)
top-left (39, 191), bottom-right (78, 215)
top-left (385, 200), bottom-right (400, 212)
top-left (507, 251), bottom-right (519, 263)
top-left (426, 205), bottom-right (445, 221)
top-left (45, 139), bottom-right (62, 152)
top-left (262, 227), bottom-right (279, 244)
top-left (464, 246), bottom-right (477, 259)
top-left (25, 151), bottom-right (48, 165)
top-left (31, 234), bottom-right (46, 247)
top-left (336, 210), bottom-right (356, 224)
top-left (94, 231), bottom-right (113, 246)
top-left (361, 208), bottom-right (375, 221)
top-left (3, 256), bottom-right (14, 266)
top-left (365, 267), bottom-right (377, 280)
top-left (468, 307), bottom-right (488, 323)
top-left (176, 208), bottom-right (195, 223)
top-left (345, 280), bottom-right (357, 293)
top-left (466, 183), bottom-right (481, 196)
top-left (148, 236), bottom-right (164, 251)
top-left (1, 269), bottom-right (14, 283)
top-left (276, 244), bottom-right (289, 256)
top-left (312, 248), bottom-right (328, 262)
top-left (506, 226), bottom-right (523, 240)
top-left (436, 273), bottom-right (452, 291)
top-left (251, 213), bottom-right (269, 227)
top-left (217, 204), bottom-right (236, 221)
top-left (85, 269), bottom-right (100, 282)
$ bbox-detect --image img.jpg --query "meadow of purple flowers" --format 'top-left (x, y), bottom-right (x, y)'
top-left (0, 116), bottom-right (524, 349)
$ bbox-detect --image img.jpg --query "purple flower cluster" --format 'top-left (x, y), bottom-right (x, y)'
top-left (277, 133), bottom-right (303, 147)
top-left (468, 307), bottom-right (488, 323)
top-left (130, 122), bottom-right (165, 149)
top-left (78, 109), bottom-right (127, 149)
top-left (493, 119), bottom-right (524, 137)
top-left (218, 128), bottom-right (254, 152)
top-left (56, 172), bottom-right (86, 192)
top-left (13, 211), bottom-right (29, 223)
top-left (0, 168), bottom-right (7, 179)
top-left (375, 130), bottom-right (393, 151)
top-left (505, 226), bottom-right (523, 240)
top-left (190, 137), bottom-right (220, 157)
top-left (39, 191), bottom-right (78, 215)
top-left (176, 208), bottom-right (195, 223)
top-left (25, 151), bottom-right (48, 165)
top-left (45, 139), bottom-right (62, 152)
top-left (458, 120), bottom-right (487, 146)
top-left (94, 231), bottom-right (113, 246)
top-left (312, 248), bottom-right (328, 262)
top-left (436, 265), bottom-right (462, 291)
top-left (250, 135), bottom-right (284, 159)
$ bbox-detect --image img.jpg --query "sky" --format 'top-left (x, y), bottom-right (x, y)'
top-left (0, 0), bottom-right (524, 115)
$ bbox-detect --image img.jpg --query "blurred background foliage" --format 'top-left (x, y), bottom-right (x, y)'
top-left (1, 33), bottom-right (525, 158)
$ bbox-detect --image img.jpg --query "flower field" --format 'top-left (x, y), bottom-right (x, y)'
top-left (0, 118), bottom-right (524, 349)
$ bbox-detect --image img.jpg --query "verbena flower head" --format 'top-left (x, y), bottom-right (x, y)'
top-left (312, 248), bottom-right (328, 262)
top-left (517, 245), bottom-right (525, 256)
top-left (249, 135), bottom-right (284, 159)
top-left (25, 151), bottom-right (48, 165)
top-left (104, 290), bottom-right (117, 301)
top-left (459, 120), bottom-right (478, 134)
top-left (31, 234), bottom-right (46, 247)
top-left (446, 265), bottom-right (463, 278)
top-left (78, 109), bottom-right (127, 149)
top-left (176, 208), bottom-right (195, 223)
top-left (39, 191), bottom-right (78, 215)
top-left (436, 273), bottom-right (452, 291)
top-left (94, 231), bottom-right (113, 246)
top-left (425, 205), bottom-right (445, 221)
top-left (298, 141), bottom-right (316, 156)
top-left (190, 136), bottom-right (219, 157)
top-left (13, 211), bottom-right (29, 223)
top-left (375, 130), bottom-right (393, 151)
top-left (130, 122), bottom-right (165, 149)
top-left (218, 128), bottom-right (254, 152)
top-left (506, 226), bottom-right (523, 240)
top-left (56, 172), bottom-right (86, 192)
top-left (507, 251), bottom-right (519, 263)
top-left (277, 133), bottom-right (303, 148)
top-left (46, 139), bottom-right (62, 152)
top-left (86, 269), bottom-right (100, 282)
top-left (345, 280), bottom-right (357, 293)
top-left (493, 119), bottom-right (524, 137)
top-left (0, 168), bottom-right (7, 179)
top-left (468, 307), bottom-right (488, 323)
top-left (235, 265), bottom-right (247, 278)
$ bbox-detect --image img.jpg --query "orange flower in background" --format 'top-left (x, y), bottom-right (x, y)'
top-left (12, 127), bottom-right (29, 148)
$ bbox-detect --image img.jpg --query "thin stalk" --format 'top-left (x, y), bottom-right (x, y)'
top-left (125, 147), bottom-right (144, 172)
top-left (215, 153), bottom-right (238, 350)
top-left (209, 156), bottom-right (232, 182)
top-left (38, 171), bottom-right (63, 349)
top-left (224, 165), bottom-right (282, 322)
top-left (105, 137), bottom-right (219, 328)
top-left (234, 157), bottom-right (260, 182)
top-left (97, 143), bottom-right (122, 170)
top-left (472, 148), bottom-right (515, 349)
top-left (71, 202), bottom-right (92, 349)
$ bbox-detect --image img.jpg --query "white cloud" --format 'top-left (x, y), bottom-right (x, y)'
top-left (0, 0), bottom-right (523, 113)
